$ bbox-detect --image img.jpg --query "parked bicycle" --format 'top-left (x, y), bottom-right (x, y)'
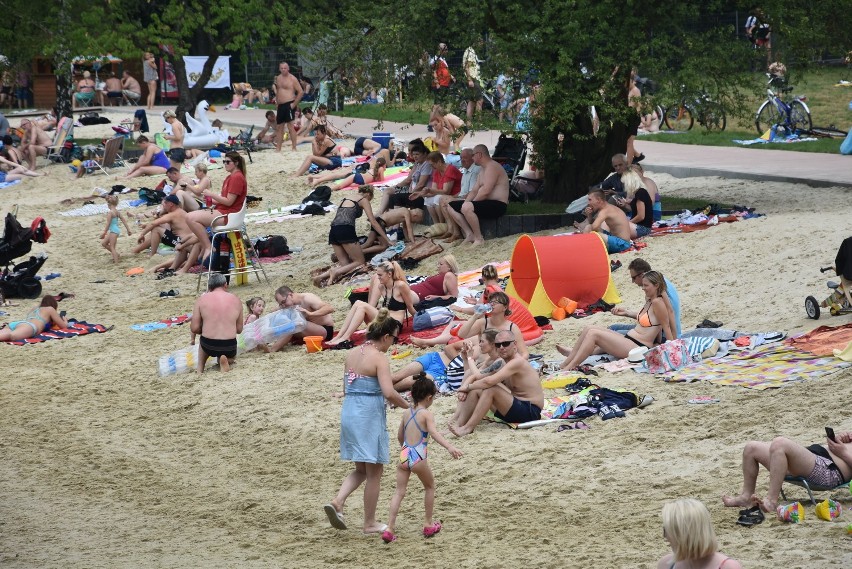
top-left (663, 90), bottom-right (727, 132)
top-left (754, 73), bottom-right (812, 135)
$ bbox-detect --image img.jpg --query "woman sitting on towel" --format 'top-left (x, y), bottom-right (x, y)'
top-left (557, 270), bottom-right (674, 371)
top-left (360, 205), bottom-right (427, 255)
top-left (292, 126), bottom-right (342, 176)
top-left (657, 498), bottom-right (742, 569)
top-left (410, 254), bottom-right (459, 305)
top-left (308, 157), bottom-right (387, 191)
top-left (0, 295), bottom-right (68, 342)
top-left (0, 154), bottom-right (44, 182)
top-left (312, 185), bottom-right (388, 287)
top-left (326, 261), bottom-right (417, 349)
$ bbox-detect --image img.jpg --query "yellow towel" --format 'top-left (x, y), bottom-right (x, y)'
top-left (832, 340), bottom-right (852, 362)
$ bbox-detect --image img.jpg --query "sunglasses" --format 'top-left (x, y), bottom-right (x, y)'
top-left (222, 159), bottom-right (233, 164)
top-left (494, 340), bottom-right (515, 348)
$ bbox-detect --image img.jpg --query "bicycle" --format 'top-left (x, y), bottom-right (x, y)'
top-left (663, 91), bottom-right (727, 132)
top-left (754, 74), bottom-right (812, 135)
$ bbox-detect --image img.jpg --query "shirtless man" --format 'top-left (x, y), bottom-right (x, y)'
top-left (190, 273), bottom-right (243, 373)
top-left (162, 110), bottom-right (186, 168)
top-left (583, 188), bottom-right (633, 253)
top-left (449, 330), bottom-right (544, 437)
top-left (19, 118), bottom-right (52, 170)
top-left (121, 71), bottom-right (142, 105)
top-left (73, 70), bottom-right (96, 109)
top-left (262, 285), bottom-right (335, 352)
top-left (162, 167), bottom-right (200, 212)
top-left (447, 144), bottom-right (508, 245)
top-left (135, 195), bottom-right (200, 273)
top-left (255, 110), bottom-right (277, 144)
top-left (273, 62), bottom-right (303, 152)
top-left (99, 73), bottom-right (124, 106)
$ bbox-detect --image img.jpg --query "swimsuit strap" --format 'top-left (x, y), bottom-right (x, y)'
top-left (28, 307), bottom-right (47, 325)
top-left (403, 408), bottom-right (428, 447)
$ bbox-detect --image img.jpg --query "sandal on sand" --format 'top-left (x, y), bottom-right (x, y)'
top-left (736, 506), bottom-right (764, 527)
top-left (381, 530), bottom-right (397, 543)
top-left (697, 319), bottom-right (723, 328)
top-left (330, 340), bottom-right (354, 350)
top-left (323, 504), bottom-right (347, 530)
top-left (556, 421), bottom-right (589, 432)
top-left (423, 521), bottom-right (442, 538)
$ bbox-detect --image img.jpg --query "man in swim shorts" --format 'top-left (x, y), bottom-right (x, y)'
top-left (447, 144), bottom-right (509, 245)
top-left (584, 188), bottom-right (633, 253)
top-left (190, 273), bottom-right (243, 373)
top-left (162, 110), bottom-right (187, 169)
top-left (391, 350), bottom-right (450, 393)
top-left (262, 285), bottom-right (336, 353)
top-left (449, 330), bottom-right (544, 437)
top-left (273, 61), bottom-right (303, 152)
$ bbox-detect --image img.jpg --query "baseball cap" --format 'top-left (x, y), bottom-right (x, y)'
top-left (164, 195), bottom-right (180, 205)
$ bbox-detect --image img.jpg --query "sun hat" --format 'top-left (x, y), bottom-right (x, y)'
top-left (627, 346), bottom-right (649, 364)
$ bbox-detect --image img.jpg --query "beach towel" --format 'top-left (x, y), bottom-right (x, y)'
top-left (59, 199), bottom-right (138, 217)
top-left (0, 180), bottom-right (22, 190)
top-left (131, 313), bottom-right (192, 332)
top-left (650, 215), bottom-right (742, 236)
top-left (336, 166), bottom-right (409, 191)
top-left (785, 323), bottom-right (852, 357)
top-left (4, 320), bottom-right (112, 345)
top-left (663, 343), bottom-right (849, 390)
top-left (246, 204), bottom-right (335, 224)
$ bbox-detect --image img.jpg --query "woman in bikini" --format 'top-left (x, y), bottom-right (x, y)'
top-left (326, 261), bottom-right (417, 349)
top-left (0, 295), bottom-right (68, 342)
top-left (657, 498), bottom-right (742, 569)
top-left (292, 126), bottom-right (342, 176)
top-left (307, 157), bottom-right (386, 190)
top-left (0, 154), bottom-right (44, 183)
top-left (312, 185), bottom-right (387, 288)
top-left (557, 270), bottom-right (674, 371)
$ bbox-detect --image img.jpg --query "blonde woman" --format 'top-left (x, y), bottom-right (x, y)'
top-left (616, 168), bottom-right (654, 239)
top-left (143, 52), bottom-right (158, 110)
top-left (657, 498), bottom-right (741, 569)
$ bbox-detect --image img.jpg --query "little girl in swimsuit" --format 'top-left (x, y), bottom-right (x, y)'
top-left (383, 373), bottom-right (463, 543)
top-left (100, 194), bottom-right (132, 263)
top-left (244, 297), bottom-right (265, 325)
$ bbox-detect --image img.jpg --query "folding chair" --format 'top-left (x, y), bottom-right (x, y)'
top-left (91, 136), bottom-right (126, 175)
top-left (195, 200), bottom-right (269, 293)
top-left (780, 475), bottom-right (847, 506)
top-left (45, 117), bottom-right (74, 163)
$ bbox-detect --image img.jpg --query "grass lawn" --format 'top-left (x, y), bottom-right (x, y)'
top-left (639, 129), bottom-right (845, 153)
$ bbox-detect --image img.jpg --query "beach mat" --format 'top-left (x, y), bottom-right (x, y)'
top-left (131, 313), bottom-right (192, 332)
top-left (785, 323), bottom-right (852, 356)
top-left (4, 320), bottom-right (112, 345)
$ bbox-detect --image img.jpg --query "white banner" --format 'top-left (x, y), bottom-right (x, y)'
top-left (183, 56), bottom-right (231, 88)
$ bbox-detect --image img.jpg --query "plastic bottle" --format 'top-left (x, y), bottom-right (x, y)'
top-left (474, 303), bottom-right (493, 315)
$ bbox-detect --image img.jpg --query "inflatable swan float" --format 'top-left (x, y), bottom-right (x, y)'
top-left (161, 100), bottom-right (229, 149)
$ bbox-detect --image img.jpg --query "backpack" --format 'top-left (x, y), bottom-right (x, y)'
top-left (302, 185), bottom-right (332, 206)
top-left (255, 235), bottom-right (289, 257)
top-left (138, 187), bottom-right (166, 206)
top-left (412, 306), bottom-right (454, 331)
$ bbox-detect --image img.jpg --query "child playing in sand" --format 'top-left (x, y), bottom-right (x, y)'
top-left (100, 195), bottom-right (132, 263)
top-left (382, 373), bottom-right (463, 543)
top-left (244, 297), bottom-right (265, 325)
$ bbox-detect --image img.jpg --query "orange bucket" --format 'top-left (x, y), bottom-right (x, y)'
top-left (304, 336), bottom-right (324, 353)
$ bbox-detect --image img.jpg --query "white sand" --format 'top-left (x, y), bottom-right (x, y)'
top-left (1, 118), bottom-right (850, 568)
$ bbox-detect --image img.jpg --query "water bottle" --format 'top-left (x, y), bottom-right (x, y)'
top-left (474, 303), bottom-right (493, 315)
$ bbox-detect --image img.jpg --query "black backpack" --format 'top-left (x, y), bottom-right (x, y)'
top-left (255, 235), bottom-right (289, 257)
top-left (302, 185), bottom-right (332, 206)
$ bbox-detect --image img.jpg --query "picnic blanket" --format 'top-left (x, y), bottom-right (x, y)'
top-left (131, 313), bottom-right (192, 331)
top-left (786, 323), bottom-right (852, 356)
top-left (0, 180), bottom-right (23, 190)
top-left (662, 343), bottom-right (850, 390)
top-left (4, 320), bottom-right (112, 345)
top-left (734, 134), bottom-right (819, 145)
top-left (59, 199), bottom-right (138, 217)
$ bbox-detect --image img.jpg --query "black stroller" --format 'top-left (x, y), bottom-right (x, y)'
top-left (492, 133), bottom-right (544, 203)
top-left (0, 211), bottom-right (50, 299)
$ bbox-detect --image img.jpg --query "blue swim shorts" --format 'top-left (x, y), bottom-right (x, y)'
top-left (415, 351), bottom-right (447, 385)
top-left (603, 231), bottom-right (632, 253)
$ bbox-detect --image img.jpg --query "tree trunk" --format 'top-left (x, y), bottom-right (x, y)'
top-left (168, 52), bottom-right (220, 131)
top-left (52, 0), bottom-right (73, 119)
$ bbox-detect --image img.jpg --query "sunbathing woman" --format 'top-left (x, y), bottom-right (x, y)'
top-left (411, 291), bottom-right (528, 357)
top-left (0, 295), bottom-right (68, 342)
top-left (293, 126), bottom-right (342, 177)
top-left (326, 260), bottom-right (417, 348)
top-left (410, 254), bottom-right (459, 305)
top-left (308, 157), bottom-right (386, 190)
top-left (312, 185), bottom-right (387, 287)
top-left (360, 205), bottom-right (425, 255)
top-left (0, 155), bottom-right (44, 182)
top-left (557, 270), bottom-right (674, 370)
top-left (123, 135), bottom-right (171, 179)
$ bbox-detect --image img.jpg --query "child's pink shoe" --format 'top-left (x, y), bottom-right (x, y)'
top-left (422, 521), bottom-right (442, 538)
top-left (381, 530), bottom-right (397, 543)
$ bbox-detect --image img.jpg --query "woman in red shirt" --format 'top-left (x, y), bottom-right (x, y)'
top-left (415, 151), bottom-right (462, 227)
top-left (185, 151), bottom-right (248, 261)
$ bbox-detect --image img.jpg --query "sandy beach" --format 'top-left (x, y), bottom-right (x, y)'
top-left (1, 115), bottom-right (850, 568)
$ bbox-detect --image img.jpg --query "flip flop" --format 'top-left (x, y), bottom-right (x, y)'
top-left (736, 506), bottom-right (764, 527)
top-left (324, 504), bottom-right (347, 530)
top-left (688, 396), bottom-right (720, 405)
top-left (381, 529), bottom-right (397, 543)
top-left (556, 421), bottom-right (589, 432)
top-left (697, 319), bottom-right (723, 329)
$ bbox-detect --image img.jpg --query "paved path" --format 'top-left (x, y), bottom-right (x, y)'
top-left (100, 105), bottom-right (851, 188)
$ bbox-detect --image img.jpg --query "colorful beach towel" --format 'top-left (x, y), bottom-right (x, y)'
top-left (131, 313), bottom-right (192, 332)
top-left (663, 343), bottom-right (849, 390)
top-left (785, 323), bottom-right (852, 356)
top-left (59, 199), bottom-right (138, 217)
top-left (4, 320), bottom-right (112, 345)
top-left (0, 180), bottom-right (23, 190)
top-left (337, 167), bottom-right (409, 190)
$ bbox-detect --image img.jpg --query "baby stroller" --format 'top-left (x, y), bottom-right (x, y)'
top-left (492, 133), bottom-right (542, 203)
top-left (804, 236), bottom-right (852, 319)
top-left (0, 211), bottom-right (50, 299)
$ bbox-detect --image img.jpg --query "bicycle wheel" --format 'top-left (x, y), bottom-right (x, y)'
top-left (700, 102), bottom-right (726, 132)
top-left (788, 100), bottom-right (812, 133)
top-left (809, 125), bottom-right (849, 138)
top-left (665, 104), bottom-right (693, 132)
top-left (755, 100), bottom-right (779, 134)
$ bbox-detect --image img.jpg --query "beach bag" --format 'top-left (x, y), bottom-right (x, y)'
top-left (413, 306), bottom-right (454, 331)
top-left (255, 235), bottom-right (289, 257)
top-left (644, 338), bottom-right (691, 373)
top-left (138, 187), bottom-right (166, 206)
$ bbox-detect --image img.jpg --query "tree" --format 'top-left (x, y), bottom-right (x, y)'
top-left (106, 0), bottom-right (308, 126)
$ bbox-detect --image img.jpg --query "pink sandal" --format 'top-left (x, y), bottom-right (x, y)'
top-left (381, 530), bottom-right (397, 543)
top-left (422, 521), bottom-right (442, 538)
